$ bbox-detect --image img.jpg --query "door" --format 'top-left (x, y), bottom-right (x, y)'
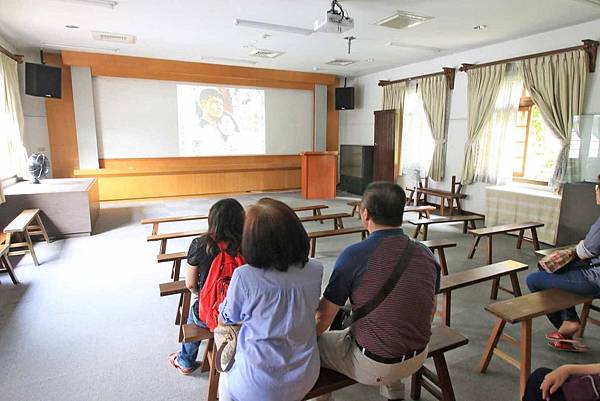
top-left (373, 110), bottom-right (396, 182)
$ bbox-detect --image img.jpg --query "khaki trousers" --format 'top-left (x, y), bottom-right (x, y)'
top-left (317, 328), bottom-right (428, 400)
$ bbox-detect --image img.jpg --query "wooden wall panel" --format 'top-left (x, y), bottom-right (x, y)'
top-left (44, 53), bottom-right (79, 178)
top-left (74, 155), bottom-right (301, 201)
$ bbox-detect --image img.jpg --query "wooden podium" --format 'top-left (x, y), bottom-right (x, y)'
top-left (300, 151), bottom-right (338, 199)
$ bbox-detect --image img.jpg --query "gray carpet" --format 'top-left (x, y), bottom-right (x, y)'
top-left (0, 191), bottom-right (596, 401)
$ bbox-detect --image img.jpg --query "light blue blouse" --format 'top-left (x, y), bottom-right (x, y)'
top-left (219, 259), bottom-right (323, 401)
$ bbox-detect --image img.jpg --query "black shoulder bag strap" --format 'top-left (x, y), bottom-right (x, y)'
top-left (342, 239), bottom-right (416, 329)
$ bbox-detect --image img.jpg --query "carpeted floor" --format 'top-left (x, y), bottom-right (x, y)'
top-left (0, 191), bottom-right (597, 401)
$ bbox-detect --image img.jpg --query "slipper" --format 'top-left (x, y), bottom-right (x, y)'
top-left (548, 341), bottom-right (590, 353)
top-left (168, 352), bottom-right (195, 375)
top-left (545, 331), bottom-right (578, 343)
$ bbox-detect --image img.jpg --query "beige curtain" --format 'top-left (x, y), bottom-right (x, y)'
top-left (420, 75), bottom-right (448, 181)
top-left (0, 53), bottom-right (28, 182)
top-left (382, 82), bottom-right (407, 177)
top-left (461, 64), bottom-right (506, 185)
top-left (519, 50), bottom-right (588, 187)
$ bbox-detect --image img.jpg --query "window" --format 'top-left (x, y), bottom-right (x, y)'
top-left (511, 88), bottom-right (562, 183)
top-left (400, 84), bottom-right (434, 177)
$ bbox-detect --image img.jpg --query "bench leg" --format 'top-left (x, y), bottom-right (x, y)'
top-left (509, 272), bottom-right (522, 297)
top-left (310, 238), bottom-right (316, 258)
top-left (578, 302), bottom-right (592, 338)
top-left (516, 229), bottom-right (524, 249)
top-left (172, 260), bottom-right (182, 282)
top-left (442, 292), bottom-right (451, 326)
top-left (486, 235), bottom-right (493, 265)
top-left (200, 340), bottom-right (212, 373)
top-left (439, 198), bottom-right (446, 216)
top-left (490, 278), bottom-right (500, 300)
top-left (207, 341), bottom-right (220, 401)
top-left (433, 353), bottom-right (456, 401)
top-left (455, 199), bottom-right (464, 215)
top-left (411, 368), bottom-right (423, 400)
top-left (467, 236), bottom-right (481, 259)
top-left (469, 219), bottom-right (476, 230)
top-left (152, 223), bottom-right (159, 236)
top-left (447, 198), bottom-right (454, 217)
top-left (35, 214), bottom-right (51, 243)
top-left (315, 209), bottom-right (324, 224)
top-left (178, 292), bottom-right (191, 343)
top-left (175, 292), bottom-right (184, 325)
top-left (0, 254), bottom-right (18, 284)
top-left (479, 318), bottom-right (507, 373)
top-left (531, 228), bottom-right (541, 251)
top-left (413, 225), bottom-right (422, 239)
top-left (23, 230), bottom-right (39, 266)
top-left (423, 225), bottom-right (429, 241)
top-left (437, 249), bottom-right (449, 276)
top-left (519, 319), bottom-right (532, 399)
top-left (159, 239), bottom-right (167, 256)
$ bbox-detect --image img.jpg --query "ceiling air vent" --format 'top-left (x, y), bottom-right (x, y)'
top-left (248, 49), bottom-right (284, 58)
top-left (326, 59), bottom-right (357, 67)
top-left (374, 11), bottom-right (431, 29)
top-left (92, 31), bottom-right (136, 44)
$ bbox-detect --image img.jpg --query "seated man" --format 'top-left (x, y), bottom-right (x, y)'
top-left (315, 181), bottom-right (440, 401)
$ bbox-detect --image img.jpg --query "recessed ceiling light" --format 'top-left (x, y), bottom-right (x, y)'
top-left (366, 58), bottom-right (375, 63)
top-left (473, 24), bottom-right (487, 30)
top-left (65, 25), bottom-right (79, 29)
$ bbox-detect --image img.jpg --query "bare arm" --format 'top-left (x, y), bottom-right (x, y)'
top-left (541, 364), bottom-right (600, 399)
top-left (185, 264), bottom-right (199, 296)
top-left (432, 294), bottom-right (438, 324)
top-left (315, 297), bottom-right (341, 336)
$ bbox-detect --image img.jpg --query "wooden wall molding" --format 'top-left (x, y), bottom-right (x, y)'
top-left (74, 155), bottom-right (301, 201)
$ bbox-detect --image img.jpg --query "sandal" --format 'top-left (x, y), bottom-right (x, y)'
top-left (545, 331), bottom-right (578, 343)
top-left (548, 341), bottom-right (590, 353)
top-left (168, 352), bottom-right (195, 375)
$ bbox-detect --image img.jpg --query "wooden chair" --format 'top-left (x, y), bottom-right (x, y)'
top-left (438, 260), bottom-right (528, 326)
top-left (3, 209), bottom-right (50, 266)
top-left (415, 176), bottom-right (466, 216)
top-left (480, 289), bottom-right (592, 398)
top-left (409, 215), bottom-right (484, 241)
top-left (302, 325), bottom-right (468, 401)
top-left (468, 222), bottom-right (544, 299)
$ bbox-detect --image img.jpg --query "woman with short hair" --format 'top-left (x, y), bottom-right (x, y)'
top-left (218, 198), bottom-right (324, 401)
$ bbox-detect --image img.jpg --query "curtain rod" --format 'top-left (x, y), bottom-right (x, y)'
top-left (460, 39), bottom-right (599, 73)
top-left (378, 67), bottom-right (456, 90)
top-left (0, 44), bottom-right (23, 64)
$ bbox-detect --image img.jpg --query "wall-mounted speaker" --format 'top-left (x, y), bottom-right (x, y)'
top-left (335, 87), bottom-right (354, 110)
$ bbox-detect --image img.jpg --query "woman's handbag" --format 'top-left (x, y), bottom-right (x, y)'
top-left (213, 322), bottom-right (241, 373)
top-left (561, 374), bottom-right (600, 401)
top-left (539, 248), bottom-right (577, 273)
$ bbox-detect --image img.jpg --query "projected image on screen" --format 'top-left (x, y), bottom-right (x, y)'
top-left (177, 85), bottom-right (266, 156)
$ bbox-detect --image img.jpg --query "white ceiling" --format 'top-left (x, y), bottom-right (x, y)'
top-left (2, 0), bottom-right (600, 76)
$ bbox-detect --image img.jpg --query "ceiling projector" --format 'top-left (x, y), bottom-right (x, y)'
top-left (314, 1), bottom-right (354, 33)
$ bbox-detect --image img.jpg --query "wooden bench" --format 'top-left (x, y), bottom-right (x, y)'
top-left (293, 205), bottom-right (329, 224)
top-left (479, 289), bottom-right (593, 398)
top-left (307, 227), bottom-right (368, 258)
top-left (300, 213), bottom-right (351, 230)
top-left (141, 214), bottom-right (207, 235)
top-left (416, 176), bottom-right (466, 216)
top-left (159, 279), bottom-right (191, 342)
top-left (183, 323), bottom-right (218, 401)
top-left (439, 260), bottom-right (528, 326)
top-left (147, 230), bottom-right (204, 255)
top-left (157, 251), bottom-right (187, 281)
top-left (0, 242), bottom-right (18, 285)
top-left (409, 215), bottom-right (484, 241)
top-left (303, 325), bottom-right (468, 401)
top-left (348, 201), bottom-right (435, 220)
top-left (3, 209), bottom-right (50, 266)
top-left (468, 222), bottom-right (543, 300)
top-left (420, 239), bottom-right (457, 276)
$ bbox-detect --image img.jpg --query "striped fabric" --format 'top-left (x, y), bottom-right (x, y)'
top-left (351, 236), bottom-right (439, 358)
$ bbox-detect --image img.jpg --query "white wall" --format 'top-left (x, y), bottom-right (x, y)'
top-left (71, 66), bottom-right (99, 169)
top-left (340, 18), bottom-right (600, 214)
